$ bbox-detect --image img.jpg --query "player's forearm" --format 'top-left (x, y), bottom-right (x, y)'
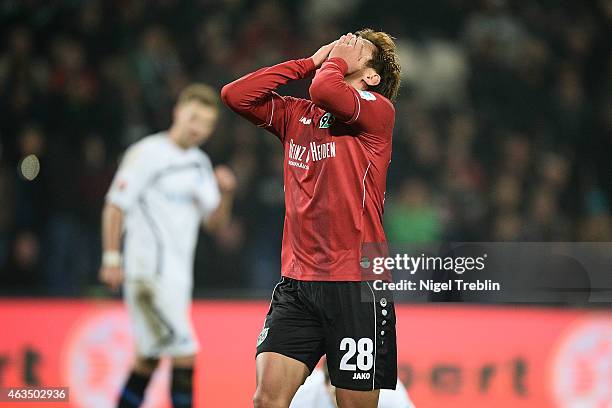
top-left (205, 192), bottom-right (234, 232)
top-left (101, 202), bottom-right (124, 253)
top-left (309, 57), bottom-right (356, 122)
top-left (221, 58), bottom-right (315, 112)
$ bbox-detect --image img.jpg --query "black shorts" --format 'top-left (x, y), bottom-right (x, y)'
top-left (256, 277), bottom-right (397, 391)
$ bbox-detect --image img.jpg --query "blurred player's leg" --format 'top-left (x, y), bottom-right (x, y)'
top-left (171, 355), bottom-right (196, 408)
top-left (117, 357), bottom-right (159, 408)
top-left (120, 279), bottom-right (199, 407)
top-left (254, 352), bottom-right (309, 408)
top-left (335, 388), bottom-right (380, 408)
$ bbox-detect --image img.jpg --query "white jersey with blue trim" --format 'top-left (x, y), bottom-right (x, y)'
top-left (106, 132), bottom-right (220, 285)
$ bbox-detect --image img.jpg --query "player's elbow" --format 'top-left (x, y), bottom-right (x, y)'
top-left (220, 82), bottom-right (245, 110)
top-left (220, 83), bottom-right (237, 108)
top-left (103, 201), bottom-right (124, 219)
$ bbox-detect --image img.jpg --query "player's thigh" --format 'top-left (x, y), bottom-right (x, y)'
top-left (124, 279), bottom-right (164, 356)
top-left (324, 282), bottom-right (397, 391)
top-left (255, 278), bottom-right (326, 406)
top-left (256, 278), bottom-right (326, 372)
top-left (154, 279), bottom-right (198, 357)
top-left (124, 278), bottom-right (196, 357)
top-left (254, 352), bottom-right (310, 407)
top-left (335, 388), bottom-right (380, 408)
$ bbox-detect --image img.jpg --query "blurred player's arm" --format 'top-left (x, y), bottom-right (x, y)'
top-left (99, 143), bottom-right (157, 291)
top-left (220, 42), bottom-right (334, 139)
top-left (99, 202), bottom-right (124, 291)
top-left (204, 165), bottom-right (236, 232)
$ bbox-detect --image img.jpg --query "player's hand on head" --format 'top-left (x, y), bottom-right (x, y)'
top-left (214, 165), bottom-right (237, 194)
top-left (329, 33), bottom-right (365, 74)
top-left (99, 266), bottom-right (124, 292)
top-left (310, 40), bottom-right (338, 68)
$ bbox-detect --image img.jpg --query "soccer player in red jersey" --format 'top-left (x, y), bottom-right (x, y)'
top-left (222, 30), bottom-right (401, 408)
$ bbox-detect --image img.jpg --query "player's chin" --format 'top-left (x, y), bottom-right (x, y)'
top-left (189, 133), bottom-right (205, 145)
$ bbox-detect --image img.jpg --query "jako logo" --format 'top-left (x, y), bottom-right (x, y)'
top-left (299, 117), bottom-right (312, 125)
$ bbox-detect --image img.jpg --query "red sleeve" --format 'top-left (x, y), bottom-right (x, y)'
top-left (308, 57), bottom-right (394, 136)
top-left (221, 58), bottom-right (316, 142)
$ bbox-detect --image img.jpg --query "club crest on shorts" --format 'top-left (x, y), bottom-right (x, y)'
top-left (257, 327), bottom-right (269, 347)
top-left (319, 112), bottom-right (335, 129)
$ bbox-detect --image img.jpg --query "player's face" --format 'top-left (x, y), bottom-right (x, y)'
top-left (174, 101), bottom-right (218, 147)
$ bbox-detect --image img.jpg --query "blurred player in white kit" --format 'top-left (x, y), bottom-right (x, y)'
top-left (290, 359), bottom-right (415, 408)
top-left (99, 84), bottom-right (236, 408)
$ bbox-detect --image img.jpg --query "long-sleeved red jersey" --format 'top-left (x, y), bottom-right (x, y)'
top-left (222, 57), bottom-right (394, 281)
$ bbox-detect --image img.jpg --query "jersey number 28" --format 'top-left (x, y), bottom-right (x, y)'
top-left (339, 337), bottom-right (374, 371)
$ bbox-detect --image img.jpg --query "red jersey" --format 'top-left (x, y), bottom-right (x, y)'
top-left (222, 57), bottom-right (394, 281)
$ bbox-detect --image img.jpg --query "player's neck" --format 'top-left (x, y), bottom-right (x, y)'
top-left (168, 127), bottom-right (189, 150)
top-left (347, 78), bottom-right (368, 93)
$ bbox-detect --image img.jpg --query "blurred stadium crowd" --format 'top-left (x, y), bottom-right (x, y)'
top-left (0, 0), bottom-right (611, 296)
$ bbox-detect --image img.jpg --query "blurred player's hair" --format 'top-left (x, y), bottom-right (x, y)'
top-left (356, 28), bottom-right (401, 101)
top-left (177, 83), bottom-right (220, 109)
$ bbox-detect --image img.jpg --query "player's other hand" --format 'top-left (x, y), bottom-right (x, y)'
top-left (310, 40), bottom-right (337, 68)
top-left (328, 33), bottom-right (366, 74)
top-left (214, 165), bottom-right (237, 194)
top-left (99, 266), bottom-right (124, 292)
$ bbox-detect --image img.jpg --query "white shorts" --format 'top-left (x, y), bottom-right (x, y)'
top-left (123, 278), bottom-right (198, 358)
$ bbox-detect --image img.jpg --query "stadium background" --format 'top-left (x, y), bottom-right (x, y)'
top-left (0, 0), bottom-right (610, 407)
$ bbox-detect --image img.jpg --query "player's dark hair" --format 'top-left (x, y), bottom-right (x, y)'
top-left (177, 83), bottom-right (220, 109)
top-left (356, 28), bottom-right (401, 102)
